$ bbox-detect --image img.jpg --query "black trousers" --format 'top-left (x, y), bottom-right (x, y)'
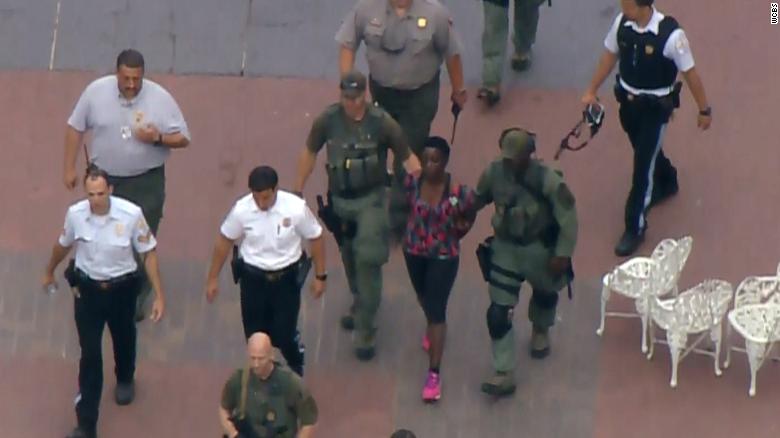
top-left (403, 253), bottom-right (459, 324)
top-left (619, 98), bottom-right (678, 234)
top-left (108, 166), bottom-right (166, 319)
top-left (369, 73), bottom-right (441, 160)
top-left (74, 274), bottom-right (140, 430)
top-left (239, 264), bottom-right (304, 375)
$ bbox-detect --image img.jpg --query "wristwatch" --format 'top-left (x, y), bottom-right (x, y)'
top-left (315, 272), bottom-right (328, 281)
top-left (155, 133), bottom-right (163, 146)
top-left (698, 106), bottom-right (712, 116)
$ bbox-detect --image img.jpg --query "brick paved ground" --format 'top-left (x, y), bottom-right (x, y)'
top-left (1, 1), bottom-right (780, 437)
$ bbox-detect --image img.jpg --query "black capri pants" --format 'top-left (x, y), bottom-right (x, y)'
top-left (403, 252), bottom-right (459, 324)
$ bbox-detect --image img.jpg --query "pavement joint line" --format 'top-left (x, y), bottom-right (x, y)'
top-left (49, 0), bottom-right (62, 71)
top-left (240, 0), bottom-right (254, 76)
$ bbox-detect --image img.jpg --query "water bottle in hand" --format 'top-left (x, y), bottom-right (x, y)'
top-left (45, 283), bottom-right (58, 295)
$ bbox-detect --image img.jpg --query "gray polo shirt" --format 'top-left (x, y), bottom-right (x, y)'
top-left (67, 75), bottom-right (190, 177)
top-left (336, 0), bottom-right (462, 90)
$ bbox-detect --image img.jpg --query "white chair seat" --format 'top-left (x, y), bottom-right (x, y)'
top-left (648, 279), bottom-right (733, 388)
top-left (723, 266), bottom-right (780, 397)
top-left (597, 237), bottom-right (693, 354)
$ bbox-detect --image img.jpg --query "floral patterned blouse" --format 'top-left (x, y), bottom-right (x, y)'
top-left (402, 173), bottom-right (476, 259)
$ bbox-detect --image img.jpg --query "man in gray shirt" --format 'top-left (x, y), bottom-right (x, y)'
top-left (336, 0), bottom-right (466, 238)
top-left (336, 0), bottom-right (466, 158)
top-left (63, 49), bottom-right (190, 321)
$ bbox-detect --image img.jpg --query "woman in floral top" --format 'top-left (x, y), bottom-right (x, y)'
top-left (402, 136), bottom-right (475, 402)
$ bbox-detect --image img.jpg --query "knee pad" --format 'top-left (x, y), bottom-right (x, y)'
top-left (532, 289), bottom-right (559, 309)
top-left (486, 303), bottom-right (513, 339)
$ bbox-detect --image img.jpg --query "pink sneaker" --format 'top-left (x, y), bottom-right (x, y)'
top-left (422, 371), bottom-right (441, 402)
top-left (422, 334), bottom-right (431, 352)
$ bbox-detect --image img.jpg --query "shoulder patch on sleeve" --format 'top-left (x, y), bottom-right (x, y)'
top-left (675, 33), bottom-right (690, 55)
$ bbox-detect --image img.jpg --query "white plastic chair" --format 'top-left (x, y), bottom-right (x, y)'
top-left (597, 236), bottom-right (693, 353)
top-left (647, 279), bottom-right (734, 388)
top-left (723, 265), bottom-right (780, 396)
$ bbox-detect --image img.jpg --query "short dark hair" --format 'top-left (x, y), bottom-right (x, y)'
top-left (248, 166), bottom-right (279, 192)
top-left (116, 49), bottom-right (145, 70)
top-left (84, 163), bottom-right (111, 186)
top-left (390, 430), bottom-right (417, 438)
top-left (635, 0), bottom-right (654, 6)
top-left (423, 136), bottom-right (451, 159)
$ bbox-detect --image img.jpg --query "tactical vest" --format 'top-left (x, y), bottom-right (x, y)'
top-left (247, 365), bottom-right (298, 437)
top-left (489, 160), bottom-right (558, 245)
top-left (323, 104), bottom-right (388, 197)
top-left (617, 15), bottom-right (679, 90)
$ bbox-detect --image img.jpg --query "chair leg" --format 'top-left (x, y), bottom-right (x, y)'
top-left (669, 343), bottom-right (680, 388)
top-left (711, 323), bottom-right (723, 377)
top-left (746, 340), bottom-right (765, 397)
top-left (639, 304), bottom-right (649, 354)
top-left (723, 323), bottom-right (732, 369)
top-left (596, 285), bottom-right (610, 336)
top-left (647, 320), bottom-right (656, 360)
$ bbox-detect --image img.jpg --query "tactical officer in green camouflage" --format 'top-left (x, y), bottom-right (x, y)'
top-left (294, 70), bottom-right (421, 360)
top-left (220, 332), bottom-right (317, 438)
top-left (470, 128), bottom-right (578, 397)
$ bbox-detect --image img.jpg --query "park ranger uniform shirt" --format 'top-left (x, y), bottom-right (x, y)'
top-left (336, 0), bottom-right (462, 90)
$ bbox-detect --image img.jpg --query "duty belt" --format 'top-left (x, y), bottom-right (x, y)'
top-left (244, 260), bottom-right (299, 282)
top-left (75, 268), bottom-right (140, 291)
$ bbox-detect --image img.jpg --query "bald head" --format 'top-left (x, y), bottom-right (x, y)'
top-left (247, 332), bottom-right (275, 378)
top-left (248, 332), bottom-right (272, 353)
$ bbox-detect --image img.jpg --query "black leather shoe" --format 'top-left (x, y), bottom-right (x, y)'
top-left (115, 381), bottom-right (135, 406)
top-left (614, 230), bottom-right (645, 257)
top-left (477, 87), bottom-right (501, 107)
top-left (511, 52), bottom-right (532, 71)
top-left (354, 346), bottom-right (375, 361)
top-left (66, 427), bottom-right (96, 438)
top-left (340, 314), bottom-right (355, 331)
top-left (649, 181), bottom-right (679, 209)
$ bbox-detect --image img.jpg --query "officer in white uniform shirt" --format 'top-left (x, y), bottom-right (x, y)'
top-left (42, 165), bottom-right (166, 438)
top-left (581, 0), bottom-right (711, 256)
top-left (206, 165), bottom-right (327, 377)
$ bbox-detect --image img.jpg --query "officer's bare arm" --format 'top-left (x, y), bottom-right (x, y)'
top-left (207, 233), bottom-right (234, 281)
top-left (445, 54), bottom-right (466, 94)
top-left (299, 425), bottom-right (315, 438)
top-left (45, 242), bottom-right (71, 276)
top-left (309, 235), bottom-right (326, 278)
top-left (681, 67), bottom-right (709, 113)
top-left (401, 153), bottom-right (421, 175)
top-left (338, 45), bottom-right (356, 76)
top-left (585, 50), bottom-right (619, 96)
top-left (218, 406), bottom-right (239, 438)
top-left (295, 150), bottom-right (318, 193)
top-left (64, 126), bottom-right (84, 172)
top-left (143, 250), bottom-right (164, 298)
